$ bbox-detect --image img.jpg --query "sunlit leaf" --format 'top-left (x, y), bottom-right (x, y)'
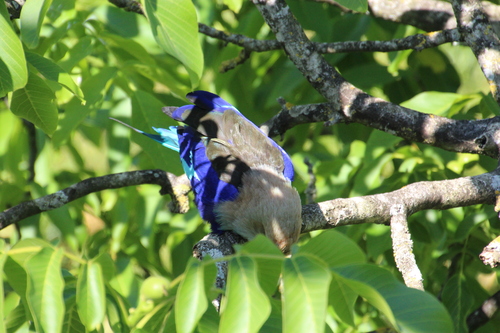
top-left (175, 259), bottom-right (208, 333)
top-left (238, 235), bottom-right (283, 296)
top-left (26, 51), bottom-right (84, 102)
top-left (20, 0), bottom-right (53, 48)
top-left (298, 230), bottom-right (366, 267)
top-left (76, 261), bottom-right (106, 331)
top-left (219, 256), bottom-right (271, 333)
top-left (10, 70), bottom-right (58, 135)
top-left (0, 1), bottom-right (27, 96)
top-left (282, 254), bottom-right (331, 333)
top-left (335, 0), bottom-right (367, 12)
top-left (25, 247), bottom-right (65, 333)
top-left (143, 0), bottom-right (203, 86)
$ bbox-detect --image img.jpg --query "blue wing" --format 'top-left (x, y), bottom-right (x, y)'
top-left (168, 91), bottom-right (295, 182)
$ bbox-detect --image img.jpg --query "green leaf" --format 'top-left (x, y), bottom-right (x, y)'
top-left (442, 274), bottom-right (473, 333)
top-left (335, 0), bottom-right (367, 12)
top-left (238, 235), bottom-right (284, 296)
top-left (334, 264), bottom-right (454, 332)
top-left (62, 295), bottom-right (86, 333)
top-left (298, 230), bottom-right (366, 267)
top-left (400, 91), bottom-right (473, 116)
top-left (25, 51), bottom-right (85, 102)
top-left (223, 0), bottom-right (243, 13)
top-left (328, 272), bottom-right (357, 326)
top-left (76, 261), bottom-right (107, 331)
top-left (57, 36), bottom-right (93, 72)
top-left (0, 240), bottom-right (7, 333)
top-left (175, 259), bottom-right (208, 333)
top-left (52, 66), bottom-right (117, 146)
top-left (135, 299), bottom-right (175, 332)
top-left (20, 0), bottom-right (53, 48)
top-left (10, 70), bottom-right (58, 135)
top-left (219, 256), bottom-right (271, 333)
top-left (143, 0), bottom-right (203, 87)
top-left (0, 2), bottom-right (28, 97)
top-left (282, 254), bottom-right (332, 333)
top-left (25, 247), bottom-right (65, 333)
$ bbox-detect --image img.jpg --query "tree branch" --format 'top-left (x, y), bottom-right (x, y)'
top-left (451, 0), bottom-right (500, 104)
top-left (467, 290), bottom-right (500, 332)
top-left (390, 207), bottom-right (424, 290)
top-left (301, 169), bottom-right (500, 232)
top-left (264, 101), bottom-right (500, 158)
top-left (367, 0), bottom-right (500, 33)
top-left (0, 170), bottom-right (190, 229)
top-left (199, 22), bottom-right (461, 54)
top-left (251, 0), bottom-right (500, 159)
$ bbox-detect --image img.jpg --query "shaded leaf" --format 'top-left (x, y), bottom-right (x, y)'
top-left (442, 274), bottom-right (473, 333)
top-left (334, 264), bottom-right (454, 332)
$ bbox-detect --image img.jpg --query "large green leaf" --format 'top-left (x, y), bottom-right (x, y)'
top-left (25, 247), bottom-right (65, 333)
top-left (20, 0), bottom-right (53, 48)
top-left (219, 256), bottom-right (271, 333)
top-left (282, 254), bottom-right (331, 333)
top-left (0, 2), bottom-right (27, 97)
top-left (442, 274), bottom-right (473, 333)
top-left (143, 0), bottom-right (203, 87)
top-left (334, 264), bottom-right (454, 332)
top-left (25, 51), bottom-right (84, 101)
top-left (238, 235), bottom-right (284, 296)
top-left (328, 272), bottom-right (358, 326)
top-left (76, 260), bottom-right (106, 331)
top-left (298, 230), bottom-right (366, 267)
top-left (175, 258), bottom-right (208, 333)
top-left (10, 70), bottom-right (58, 135)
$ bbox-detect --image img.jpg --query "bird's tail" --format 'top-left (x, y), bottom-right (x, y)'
top-left (109, 117), bottom-right (180, 152)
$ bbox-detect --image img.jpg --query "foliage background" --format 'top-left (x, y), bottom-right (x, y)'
top-left (1, 0), bottom-right (499, 332)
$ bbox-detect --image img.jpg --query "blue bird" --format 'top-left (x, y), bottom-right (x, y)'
top-left (113, 91), bottom-right (302, 253)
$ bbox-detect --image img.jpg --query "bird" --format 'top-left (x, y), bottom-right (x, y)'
top-left (112, 91), bottom-right (302, 253)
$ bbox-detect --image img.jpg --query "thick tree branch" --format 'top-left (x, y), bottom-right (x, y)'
top-left (451, 0), bottom-right (500, 104)
top-left (301, 169), bottom-right (500, 232)
top-left (0, 170), bottom-right (190, 229)
top-left (367, 0), bottom-right (500, 33)
top-left (252, 0), bottom-right (500, 158)
top-left (264, 101), bottom-right (500, 158)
